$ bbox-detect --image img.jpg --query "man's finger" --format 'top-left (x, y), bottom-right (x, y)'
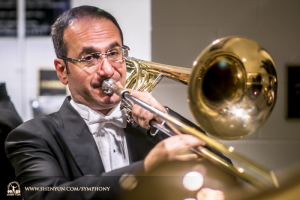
top-left (174, 154), bottom-right (199, 161)
top-left (169, 135), bottom-right (206, 149)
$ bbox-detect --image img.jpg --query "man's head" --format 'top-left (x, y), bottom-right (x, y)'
top-left (51, 6), bottom-right (123, 61)
top-left (51, 6), bottom-right (127, 114)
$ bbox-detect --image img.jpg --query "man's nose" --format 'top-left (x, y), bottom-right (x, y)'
top-left (98, 58), bottom-right (115, 77)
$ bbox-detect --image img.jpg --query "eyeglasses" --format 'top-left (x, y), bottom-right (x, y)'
top-left (59, 46), bottom-right (130, 68)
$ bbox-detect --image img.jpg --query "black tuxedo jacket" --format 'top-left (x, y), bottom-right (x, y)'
top-left (5, 96), bottom-right (228, 200)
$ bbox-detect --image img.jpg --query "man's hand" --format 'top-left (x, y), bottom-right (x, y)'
top-left (144, 134), bottom-right (206, 172)
top-left (128, 90), bottom-right (167, 129)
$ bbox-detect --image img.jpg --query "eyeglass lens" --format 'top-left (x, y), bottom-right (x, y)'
top-left (81, 47), bottom-right (129, 68)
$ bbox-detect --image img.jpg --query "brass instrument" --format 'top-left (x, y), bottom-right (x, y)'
top-left (102, 36), bottom-right (278, 189)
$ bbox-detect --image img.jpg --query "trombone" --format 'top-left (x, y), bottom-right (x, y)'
top-left (102, 36), bottom-right (279, 189)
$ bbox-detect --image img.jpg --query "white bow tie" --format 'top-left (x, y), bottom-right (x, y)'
top-left (88, 109), bottom-right (127, 133)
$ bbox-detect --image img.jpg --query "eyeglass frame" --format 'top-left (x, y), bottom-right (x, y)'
top-left (58, 45), bottom-right (130, 72)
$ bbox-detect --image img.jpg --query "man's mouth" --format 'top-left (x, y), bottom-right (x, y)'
top-left (92, 80), bottom-right (115, 96)
top-left (93, 85), bottom-right (102, 89)
top-left (92, 80), bottom-right (105, 89)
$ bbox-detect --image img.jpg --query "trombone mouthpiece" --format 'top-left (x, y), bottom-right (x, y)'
top-left (102, 78), bottom-right (129, 98)
top-left (102, 78), bottom-right (116, 95)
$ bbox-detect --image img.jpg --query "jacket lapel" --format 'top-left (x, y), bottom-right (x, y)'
top-left (55, 97), bottom-right (105, 176)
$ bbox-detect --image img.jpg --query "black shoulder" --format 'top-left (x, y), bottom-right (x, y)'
top-left (11, 111), bottom-right (60, 137)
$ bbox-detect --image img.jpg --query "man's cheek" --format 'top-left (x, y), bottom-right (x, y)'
top-left (121, 78), bottom-right (126, 86)
top-left (118, 73), bottom-right (126, 86)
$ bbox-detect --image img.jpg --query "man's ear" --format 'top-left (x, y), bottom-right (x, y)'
top-left (54, 59), bottom-right (68, 85)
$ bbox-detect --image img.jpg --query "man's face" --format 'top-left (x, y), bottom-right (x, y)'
top-left (62, 18), bottom-right (126, 113)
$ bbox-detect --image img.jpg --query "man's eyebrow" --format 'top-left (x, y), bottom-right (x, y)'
top-left (78, 47), bottom-right (97, 58)
top-left (107, 42), bottom-right (121, 50)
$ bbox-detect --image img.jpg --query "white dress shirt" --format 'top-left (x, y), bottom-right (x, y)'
top-left (70, 100), bottom-right (130, 172)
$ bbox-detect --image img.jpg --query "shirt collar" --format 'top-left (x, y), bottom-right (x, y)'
top-left (70, 99), bottom-right (127, 128)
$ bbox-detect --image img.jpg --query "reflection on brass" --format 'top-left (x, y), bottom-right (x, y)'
top-left (123, 37), bottom-right (278, 190)
top-left (119, 173), bottom-right (138, 190)
top-left (241, 169), bottom-right (300, 200)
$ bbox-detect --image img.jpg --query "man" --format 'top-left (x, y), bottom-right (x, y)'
top-left (0, 83), bottom-right (23, 196)
top-left (6, 6), bottom-right (216, 200)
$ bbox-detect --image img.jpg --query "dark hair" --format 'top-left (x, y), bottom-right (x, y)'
top-left (51, 5), bottom-right (124, 58)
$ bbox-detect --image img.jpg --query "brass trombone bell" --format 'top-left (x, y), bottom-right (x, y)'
top-left (189, 37), bottom-right (277, 139)
top-left (125, 36), bottom-right (277, 140)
